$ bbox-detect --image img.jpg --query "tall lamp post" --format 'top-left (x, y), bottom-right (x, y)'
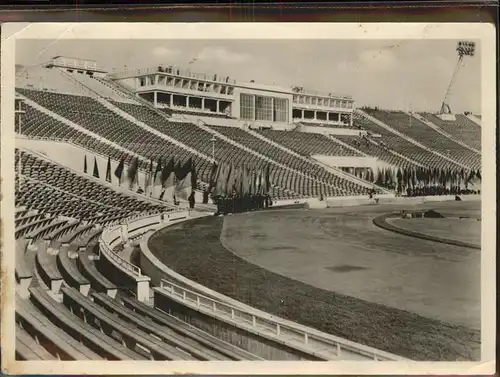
top-left (438, 41), bottom-right (476, 119)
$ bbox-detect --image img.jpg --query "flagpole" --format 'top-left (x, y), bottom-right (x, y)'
top-left (210, 136), bottom-right (216, 162)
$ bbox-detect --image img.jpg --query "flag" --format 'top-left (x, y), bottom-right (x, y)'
top-left (176, 158), bottom-right (192, 181)
top-left (114, 156), bottom-right (125, 185)
top-left (153, 157), bottom-right (162, 183)
top-left (93, 157), bottom-right (100, 179)
top-left (241, 165), bottom-right (250, 196)
top-left (127, 156), bottom-right (139, 189)
top-left (385, 168), bottom-right (391, 187)
top-left (207, 162), bottom-right (219, 193)
top-left (248, 168), bottom-right (256, 195)
top-left (222, 164), bottom-right (233, 196)
top-left (255, 168), bottom-right (263, 194)
top-left (263, 163), bottom-right (271, 195)
top-left (159, 157), bottom-right (176, 200)
top-left (162, 157), bottom-right (175, 187)
top-left (152, 157), bottom-right (163, 197)
top-left (191, 161), bottom-right (197, 189)
top-left (175, 158), bottom-right (196, 200)
top-left (83, 155), bottom-right (88, 174)
top-left (144, 159), bottom-right (153, 195)
top-left (105, 156), bottom-right (112, 183)
top-left (165, 158), bottom-right (179, 201)
top-left (215, 163), bottom-right (227, 196)
top-left (229, 165), bottom-right (241, 194)
top-left (396, 168), bottom-right (403, 188)
top-left (377, 168), bottom-right (383, 186)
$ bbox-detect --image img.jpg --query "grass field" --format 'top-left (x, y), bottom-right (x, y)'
top-left (388, 218), bottom-right (481, 247)
top-left (149, 209), bottom-right (481, 361)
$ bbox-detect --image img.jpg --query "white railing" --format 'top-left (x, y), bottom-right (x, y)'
top-left (110, 66), bottom-right (237, 85)
top-left (99, 237), bottom-right (142, 276)
top-left (99, 210), bottom-right (189, 278)
top-left (158, 279), bottom-right (406, 361)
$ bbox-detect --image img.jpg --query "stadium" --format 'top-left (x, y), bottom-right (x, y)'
top-left (12, 39), bottom-right (481, 362)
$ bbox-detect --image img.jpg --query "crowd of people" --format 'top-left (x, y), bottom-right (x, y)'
top-left (212, 193), bottom-right (273, 215)
top-left (404, 186), bottom-right (480, 197)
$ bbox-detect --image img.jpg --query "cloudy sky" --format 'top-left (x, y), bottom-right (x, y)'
top-left (16, 38), bottom-right (481, 113)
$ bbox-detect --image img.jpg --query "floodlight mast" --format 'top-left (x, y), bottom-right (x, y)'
top-left (439, 41), bottom-right (476, 115)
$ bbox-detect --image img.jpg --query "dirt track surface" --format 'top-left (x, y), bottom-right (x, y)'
top-left (149, 201), bottom-right (481, 361)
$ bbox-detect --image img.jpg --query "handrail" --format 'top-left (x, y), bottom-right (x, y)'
top-left (99, 210), bottom-right (189, 278)
top-left (158, 278), bottom-right (406, 361)
top-left (99, 228), bottom-right (142, 276)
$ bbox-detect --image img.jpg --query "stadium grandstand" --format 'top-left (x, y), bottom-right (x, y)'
top-left (13, 40), bottom-right (481, 362)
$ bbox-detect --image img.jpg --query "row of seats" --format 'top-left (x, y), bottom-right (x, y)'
top-left (15, 150), bottom-right (167, 222)
top-left (363, 109), bottom-right (480, 170)
top-left (17, 88), bottom-right (215, 183)
top-left (334, 135), bottom-right (416, 169)
top-left (420, 113), bottom-right (481, 151)
top-left (256, 128), bottom-right (362, 157)
top-left (18, 88), bottom-right (375, 198)
top-left (209, 125), bottom-right (372, 195)
top-left (352, 112), bottom-right (463, 170)
top-left (15, 203), bottom-right (262, 361)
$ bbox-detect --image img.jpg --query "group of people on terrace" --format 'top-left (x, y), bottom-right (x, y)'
top-left (213, 192), bottom-right (273, 216)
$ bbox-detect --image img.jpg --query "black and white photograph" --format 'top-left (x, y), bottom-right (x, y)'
top-left (1, 23), bottom-right (496, 375)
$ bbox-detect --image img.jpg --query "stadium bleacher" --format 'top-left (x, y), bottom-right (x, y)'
top-left (353, 111), bottom-right (464, 170)
top-left (13, 60), bottom-right (482, 361)
top-left (420, 113), bottom-right (481, 151)
top-left (17, 87), bottom-right (376, 198)
top-left (363, 109), bottom-right (480, 170)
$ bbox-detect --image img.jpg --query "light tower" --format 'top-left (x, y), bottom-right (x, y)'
top-left (437, 41), bottom-right (476, 121)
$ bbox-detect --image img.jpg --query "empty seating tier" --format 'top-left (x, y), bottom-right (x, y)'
top-left (334, 135), bottom-right (417, 169)
top-left (353, 112), bottom-right (460, 170)
top-left (17, 296), bottom-right (104, 360)
top-left (121, 295), bottom-right (263, 360)
top-left (15, 150), bottom-right (165, 222)
top-left (17, 87), bottom-right (381, 198)
top-left (28, 287), bottom-right (146, 360)
top-left (92, 292), bottom-right (231, 361)
top-left (16, 324), bottom-right (57, 360)
top-left (364, 110), bottom-right (480, 170)
top-left (17, 88), bottom-right (213, 181)
top-left (62, 286), bottom-right (197, 360)
top-left (420, 113), bottom-right (481, 151)
top-left (77, 245), bottom-right (118, 297)
top-left (57, 245), bottom-right (91, 295)
top-left (257, 129), bottom-right (362, 158)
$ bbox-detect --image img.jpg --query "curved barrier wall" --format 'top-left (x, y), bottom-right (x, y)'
top-left (373, 212), bottom-right (481, 250)
top-left (140, 215), bottom-right (408, 361)
top-left (98, 210), bottom-right (189, 301)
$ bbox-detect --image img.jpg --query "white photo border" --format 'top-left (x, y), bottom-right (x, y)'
top-left (1, 22), bottom-right (496, 375)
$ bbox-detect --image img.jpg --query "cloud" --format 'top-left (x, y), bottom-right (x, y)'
top-left (151, 47), bottom-right (180, 58)
top-left (196, 46), bottom-right (251, 63)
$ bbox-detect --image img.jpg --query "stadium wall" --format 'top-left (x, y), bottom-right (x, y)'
top-left (298, 124), bottom-right (362, 136)
top-left (313, 154), bottom-right (379, 169)
top-left (153, 286), bottom-right (322, 361)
